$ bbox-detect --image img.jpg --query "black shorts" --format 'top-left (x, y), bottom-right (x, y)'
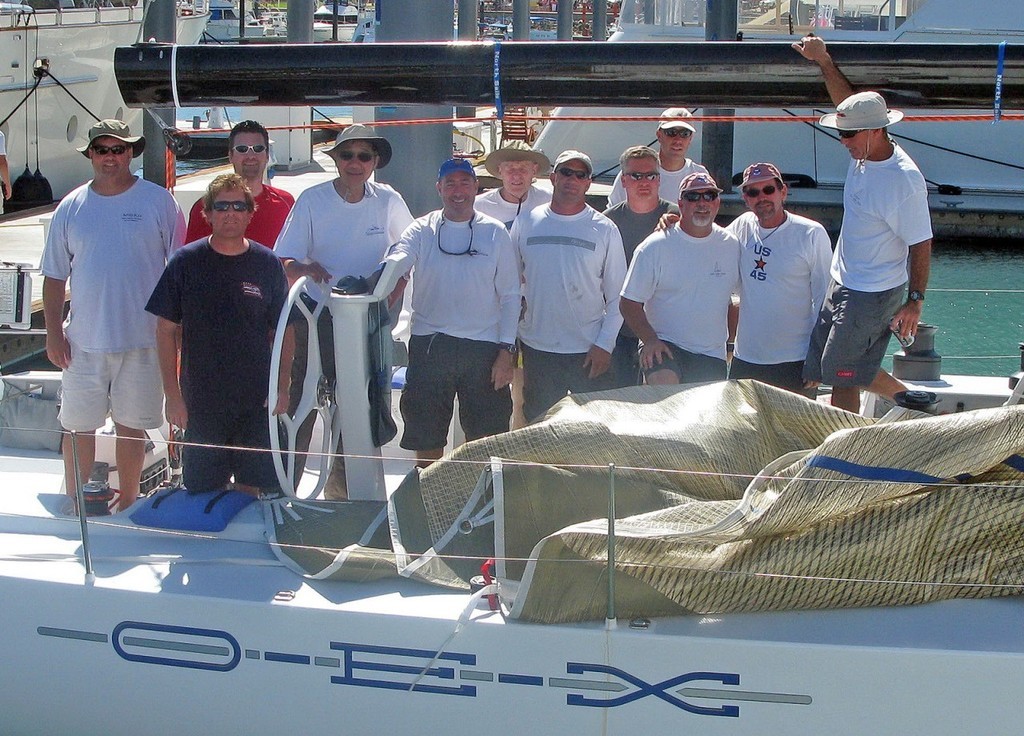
top-left (642, 340), bottom-right (727, 384)
top-left (183, 406), bottom-right (279, 491)
top-left (520, 342), bottom-right (616, 422)
top-left (400, 333), bottom-right (512, 451)
top-left (729, 357), bottom-right (814, 398)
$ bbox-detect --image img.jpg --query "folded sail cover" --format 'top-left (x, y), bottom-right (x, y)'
top-left (267, 381), bottom-right (1024, 623)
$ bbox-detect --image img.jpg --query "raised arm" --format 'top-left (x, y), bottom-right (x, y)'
top-left (792, 35), bottom-right (855, 105)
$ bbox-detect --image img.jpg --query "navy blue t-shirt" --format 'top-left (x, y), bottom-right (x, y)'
top-left (146, 239), bottom-right (289, 413)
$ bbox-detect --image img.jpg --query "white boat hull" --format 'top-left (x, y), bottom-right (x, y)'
top-left (0, 7), bottom-right (208, 205)
top-left (3, 496), bottom-right (1024, 735)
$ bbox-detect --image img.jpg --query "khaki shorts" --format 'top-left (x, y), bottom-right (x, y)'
top-left (59, 346), bottom-right (164, 431)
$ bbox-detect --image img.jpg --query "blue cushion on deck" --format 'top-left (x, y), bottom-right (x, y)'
top-left (129, 487), bottom-right (256, 532)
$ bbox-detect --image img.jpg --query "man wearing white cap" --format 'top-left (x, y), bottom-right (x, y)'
top-left (474, 141), bottom-right (552, 229)
top-left (386, 159), bottom-right (520, 467)
top-left (727, 162), bottom-right (832, 396)
top-left (606, 108), bottom-right (709, 207)
top-left (42, 119), bottom-right (186, 511)
top-left (274, 123), bottom-right (414, 496)
top-left (620, 172), bottom-right (740, 385)
top-left (511, 150), bottom-right (626, 421)
top-left (794, 36), bottom-right (933, 412)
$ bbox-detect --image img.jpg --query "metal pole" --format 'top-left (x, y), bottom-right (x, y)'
top-left (141, 0), bottom-right (175, 187)
top-left (512, 0), bottom-right (529, 40)
top-left (376, 0), bottom-right (453, 217)
top-left (70, 431), bottom-right (95, 581)
top-left (606, 462), bottom-right (616, 623)
top-left (703, 0), bottom-right (738, 194)
top-left (557, 0), bottom-right (573, 40)
top-left (287, 0), bottom-right (313, 42)
top-left (593, 0), bottom-right (607, 40)
top-left (456, 0), bottom-right (478, 120)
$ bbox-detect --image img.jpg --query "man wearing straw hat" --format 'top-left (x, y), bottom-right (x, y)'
top-left (42, 119), bottom-right (185, 511)
top-left (274, 123), bottom-right (414, 497)
top-left (794, 36), bottom-right (933, 413)
top-left (474, 140), bottom-right (552, 229)
top-left (606, 108), bottom-right (709, 207)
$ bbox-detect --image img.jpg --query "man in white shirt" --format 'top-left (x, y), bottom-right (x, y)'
top-left (474, 141), bottom-right (552, 230)
top-left (726, 162), bottom-right (832, 396)
top-left (386, 159), bottom-right (520, 467)
top-left (620, 172), bottom-right (740, 385)
top-left (511, 150), bottom-right (627, 422)
top-left (795, 36), bottom-right (933, 412)
top-left (41, 119), bottom-right (186, 510)
top-left (274, 124), bottom-right (414, 497)
top-left (606, 108), bottom-right (709, 206)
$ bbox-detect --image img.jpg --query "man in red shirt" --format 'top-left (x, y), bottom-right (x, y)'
top-left (185, 120), bottom-right (294, 247)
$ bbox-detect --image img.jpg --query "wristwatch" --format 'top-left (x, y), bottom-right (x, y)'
top-left (498, 342), bottom-right (517, 355)
top-left (908, 290), bottom-right (925, 302)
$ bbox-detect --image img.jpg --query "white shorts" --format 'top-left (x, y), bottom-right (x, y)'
top-left (59, 347), bottom-right (164, 431)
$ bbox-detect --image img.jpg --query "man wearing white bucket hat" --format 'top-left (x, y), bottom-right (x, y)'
top-left (794, 36), bottom-right (933, 413)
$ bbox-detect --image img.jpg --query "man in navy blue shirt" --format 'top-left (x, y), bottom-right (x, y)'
top-left (147, 173), bottom-right (294, 494)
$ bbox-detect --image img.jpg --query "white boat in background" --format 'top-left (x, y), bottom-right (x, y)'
top-left (312, 2), bottom-right (358, 42)
top-left (0, 0), bottom-right (209, 209)
top-left (533, 0), bottom-right (1024, 237)
top-left (201, 0), bottom-right (269, 41)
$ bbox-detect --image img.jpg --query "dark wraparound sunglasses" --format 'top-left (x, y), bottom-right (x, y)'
top-left (211, 200), bottom-right (253, 212)
top-left (625, 172), bottom-right (659, 181)
top-left (90, 144), bottom-right (129, 156)
top-left (742, 184), bottom-right (778, 198)
top-left (661, 128), bottom-right (692, 138)
top-left (337, 150), bottom-right (376, 162)
top-left (556, 167), bottom-right (591, 180)
top-left (837, 129), bottom-right (865, 139)
top-left (681, 191), bottom-right (719, 202)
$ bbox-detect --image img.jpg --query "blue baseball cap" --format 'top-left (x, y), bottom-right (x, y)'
top-left (438, 158), bottom-right (477, 180)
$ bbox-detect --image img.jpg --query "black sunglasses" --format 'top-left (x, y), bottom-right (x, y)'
top-left (625, 171), bottom-right (659, 181)
top-left (437, 218), bottom-right (478, 256)
top-left (90, 144), bottom-right (129, 156)
top-left (232, 144), bottom-right (267, 154)
top-left (837, 129), bottom-right (865, 139)
top-left (742, 184), bottom-right (778, 198)
top-left (661, 128), bottom-right (692, 138)
top-left (211, 200), bottom-right (253, 212)
top-left (337, 150), bottom-right (376, 162)
top-left (681, 191), bottom-right (719, 202)
top-left (556, 167), bottom-right (591, 180)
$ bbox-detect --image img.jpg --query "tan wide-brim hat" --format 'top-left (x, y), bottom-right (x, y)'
top-left (818, 91), bottom-right (904, 130)
top-left (77, 119), bottom-right (145, 157)
top-left (483, 141), bottom-right (552, 178)
top-left (326, 123), bottom-right (393, 168)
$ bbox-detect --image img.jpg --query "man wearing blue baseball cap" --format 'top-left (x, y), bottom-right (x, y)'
top-left (384, 158), bottom-right (520, 467)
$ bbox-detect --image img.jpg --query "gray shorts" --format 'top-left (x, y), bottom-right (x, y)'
top-left (803, 280), bottom-right (905, 388)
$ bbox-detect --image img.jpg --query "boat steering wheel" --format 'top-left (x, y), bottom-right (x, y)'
top-left (268, 277), bottom-right (342, 499)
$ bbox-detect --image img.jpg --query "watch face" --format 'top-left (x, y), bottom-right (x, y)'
top-left (909, 290), bottom-right (924, 301)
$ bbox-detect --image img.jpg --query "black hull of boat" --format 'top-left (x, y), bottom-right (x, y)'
top-left (115, 41), bottom-right (1022, 109)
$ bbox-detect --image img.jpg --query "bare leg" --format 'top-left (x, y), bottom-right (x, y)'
top-left (830, 386), bottom-right (862, 413)
top-left (866, 369), bottom-right (906, 403)
top-left (415, 448), bottom-right (443, 469)
top-left (114, 423), bottom-right (146, 511)
top-left (645, 368), bottom-right (680, 386)
top-left (63, 431), bottom-right (96, 506)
